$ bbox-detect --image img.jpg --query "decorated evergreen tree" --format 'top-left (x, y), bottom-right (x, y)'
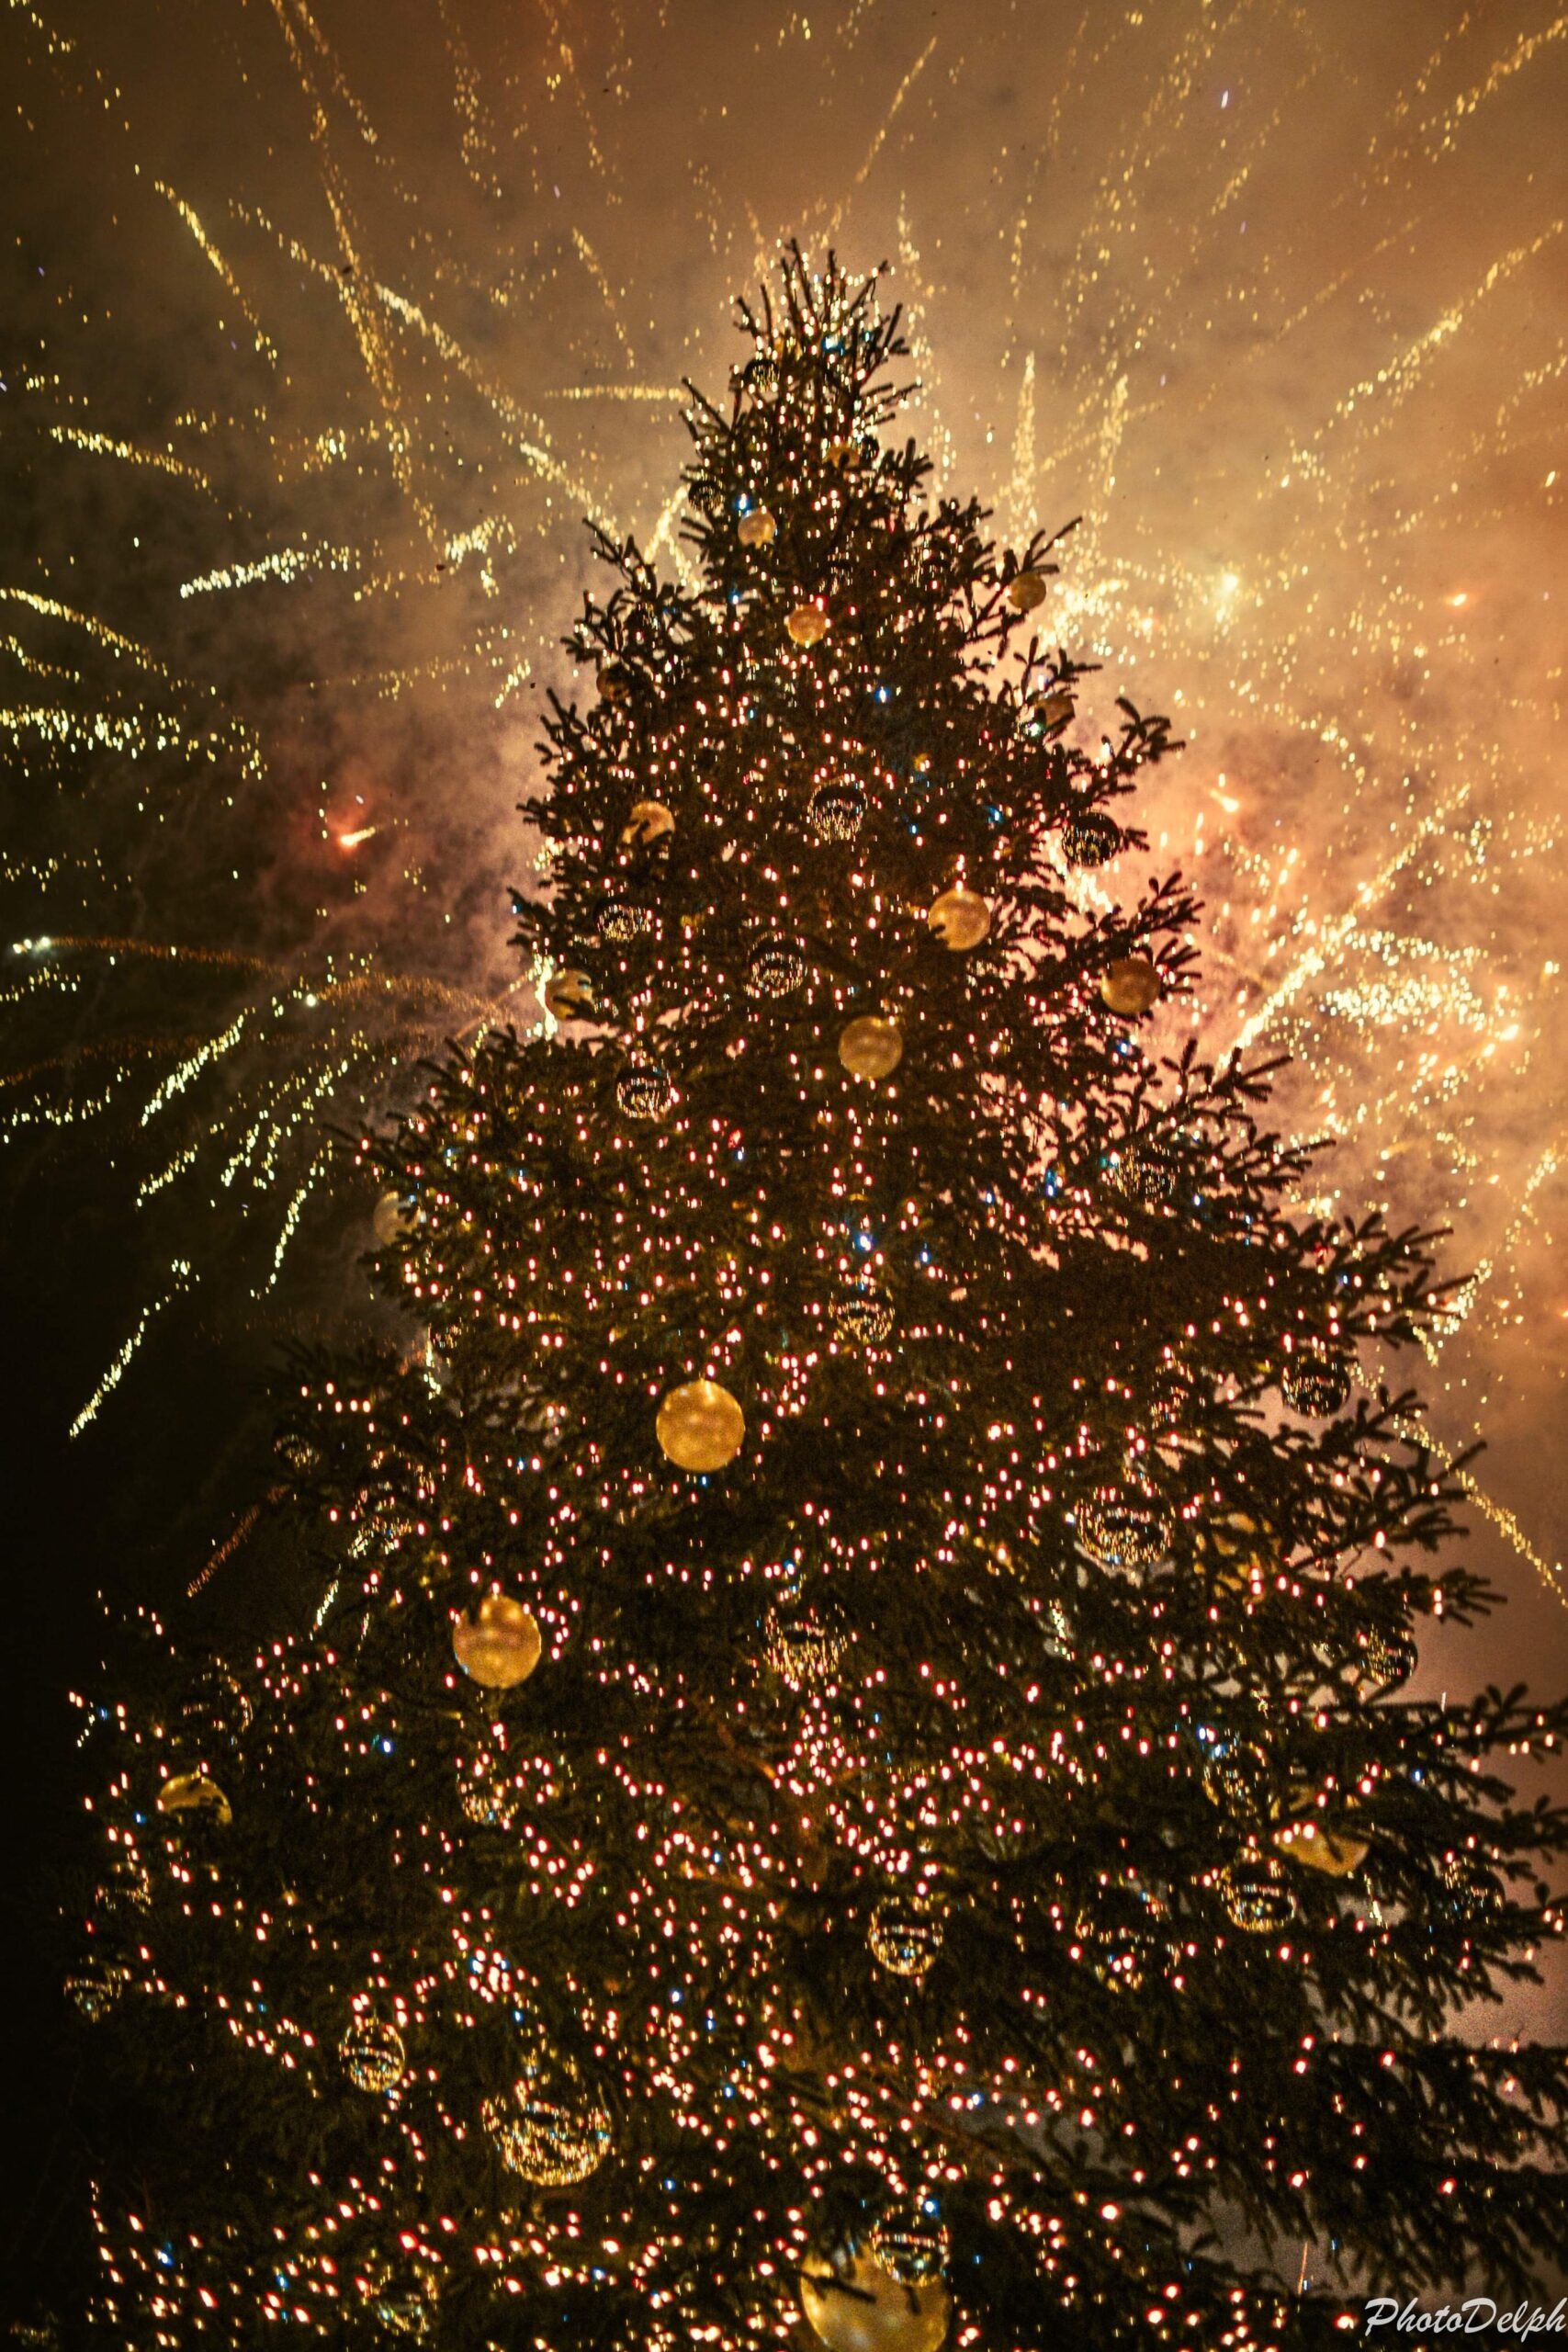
top-left (70, 254), bottom-right (1568, 2348)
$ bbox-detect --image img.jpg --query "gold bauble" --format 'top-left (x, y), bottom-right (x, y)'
top-left (157, 1770), bottom-right (231, 1826)
top-left (800, 2252), bottom-right (950, 2352)
top-left (1100, 956), bottom-right (1161, 1017)
top-left (1274, 1811), bottom-right (1368, 1878)
top-left (656, 1377), bottom-right (745, 1473)
top-left (1039, 688), bottom-right (1075, 730)
top-left (738, 507), bottom-right (777, 548)
top-left (1007, 569), bottom-right (1048, 614)
top-left (543, 967), bottom-right (595, 1021)
top-left (926, 886), bottom-right (991, 953)
top-left (372, 1189), bottom-right (413, 1247)
top-left (621, 799), bottom-right (675, 848)
top-left (823, 437), bottom-right (860, 470)
top-left (787, 603), bottom-right (829, 648)
top-left (839, 1015), bottom-right (904, 1080)
top-left (452, 1593), bottom-right (542, 1690)
top-left (595, 661), bottom-right (633, 702)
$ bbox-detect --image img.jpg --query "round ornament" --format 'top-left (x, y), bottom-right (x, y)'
top-left (543, 968), bottom-right (595, 1022)
top-left (869, 2206), bottom-right (949, 2288)
top-left (157, 1770), bottom-right (231, 1826)
top-left (787, 603), bottom-right (829, 648)
top-left (739, 353), bottom-right (779, 401)
top-left (457, 1748), bottom-right (519, 1830)
top-left (452, 1594), bottom-right (543, 1690)
top-left (800, 2249), bottom-right (950, 2352)
top-left (1200, 1736), bottom-right (1272, 1820)
top-left (340, 2011), bottom-right (407, 2093)
top-left (621, 799), bottom-right (676, 848)
top-left (66, 1958), bottom-right (131, 2021)
top-left (1218, 1850), bottom-right (1294, 1935)
top-left (1100, 956), bottom-right (1161, 1017)
top-left (868, 1892), bottom-right (946, 1979)
top-left (763, 1599), bottom-right (846, 1690)
top-left (1077, 1479), bottom-right (1172, 1575)
top-left (1438, 1849), bottom-right (1501, 1923)
top-left (1274, 1813), bottom-right (1368, 1878)
top-left (1360, 1623), bottom-right (1417, 1691)
top-left (1109, 1138), bottom-right (1175, 1207)
top-left (657, 1378), bottom-right (745, 1473)
top-left (364, 2257), bottom-right (439, 2337)
top-left (738, 506), bottom-right (777, 548)
top-left (926, 886), bottom-right (991, 952)
top-left (1007, 569), bottom-right (1048, 615)
top-left (824, 437), bottom-right (860, 471)
top-left (747, 934), bottom-right (807, 999)
top-left (1060, 807), bottom-right (1120, 867)
top-left (595, 661), bottom-right (634, 703)
top-left (179, 1661), bottom-right (254, 1747)
top-left (832, 1283), bottom-right (894, 1345)
top-left (1280, 1345), bottom-right (1351, 1418)
top-left (840, 1015), bottom-right (903, 1081)
top-left (483, 2064), bottom-right (612, 2187)
top-left (615, 1062), bottom-right (674, 1122)
top-left (373, 1190), bottom-right (414, 1247)
top-left (1024, 686), bottom-right (1072, 733)
top-left (808, 780), bottom-right (867, 842)
top-left (597, 899), bottom-right (650, 946)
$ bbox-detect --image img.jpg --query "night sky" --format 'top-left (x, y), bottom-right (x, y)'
top-left (2, 0), bottom-right (1565, 2317)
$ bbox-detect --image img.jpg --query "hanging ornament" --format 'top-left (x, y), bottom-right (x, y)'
top-left (800, 2249), bottom-right (951, 2352)
top-left (787, 602), bottom-right (829, 648)
top-left (926, 885), bottom-right (991, 952)
top-left (621, 799), bottom-right (676, 848)
top-left (1200, 1736), bottom-right (1272, 1821)
top-left (595, 660), bottom-right (634, 703)
top-left (1438, 1849), bottom-right (1501, 1922)
top-left (457, 1746), bottom-right (519, 1829)
top-left (482, 2058), bottom-right (612, 2187)
top-left (543, 968), bottom-right (595, 1021)
top-left (156, 1770), bottom-right (231, 1826)
top-left (65, 1958), bottom-right (131, 2021)
top-left (597, 898), bottom-right (650, 945)
top-left (739, 353), bottom-right (779, 401)
top-left (178, 1661), bottom-right (254, 1747)
top-left (1007, 568), bottom-right (1048, 614)
top-left (1108, 1137), bottom-right (1176, 1207)
top-left (808, 780), bottom-right (867, 842)
top-left (763, 1598), bottom-right (846, 1690)
top-left (747, 934), bottom-right (807, 998)
top-left (1077, 1476), bottom-right (1172, 1574)
top-left (1060, 807), bottom-right (1119, 866)
top-left (824, 437), bottom-right (860, 470)
top-left (1280, 1344), bottom-right (1352, 1417)
top-left (1274, 1810), bottom-right (1368, 1878)
top-left (1360, 1623), bottom-right (1417, 1691)
top-left (738, 506), bottom-right (777, 548)
top-left (840, 1015), bottom-right (904, 1080)
top-left (657, 1378), bottom-right (745, 1472)
top-left (372, 1190), bottom-right (414, 1247)
top-left (364, 2257), bottom-right (439, 2339)
top-left (1218, 1850), bottom-right (1294, 1935)
top-left (452, 1594), bottom-right (543, 1690)
top-left (1021, 691), bottom-right (1073, 742)
top-left (1100, 956), bottom-right (1161, 1016)
top-left (615, 1062), bottom-right (674, 1121)
top-left (340, 2010), bottom-right (407, 2093)
top-left (869, 2204), bottom-right (950, 2288)
top-left (868, 1891), bottom-right (946, 1979)
top-left (832, 1282), bottom-right (894, 1345)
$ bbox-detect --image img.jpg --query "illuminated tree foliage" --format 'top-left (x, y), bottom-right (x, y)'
top-left (71, 254), bottom-right (1568, 2349)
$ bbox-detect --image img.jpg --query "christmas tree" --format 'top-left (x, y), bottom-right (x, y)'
top-left (70, 253), bottom-right (1568, 2347)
